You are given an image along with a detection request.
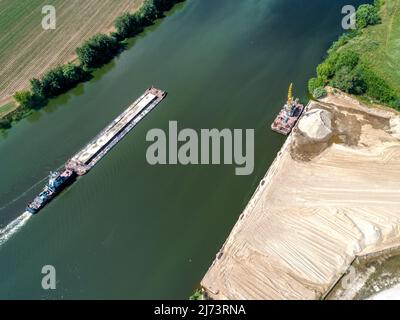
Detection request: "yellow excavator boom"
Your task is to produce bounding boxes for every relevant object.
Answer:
[287,83,293,104]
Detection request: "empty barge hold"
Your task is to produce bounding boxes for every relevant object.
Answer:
[26,87,167,214]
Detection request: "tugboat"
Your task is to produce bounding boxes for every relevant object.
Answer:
[271,83,304,135]
[26,169,75,214]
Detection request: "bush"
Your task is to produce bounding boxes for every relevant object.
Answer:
[14,90,47,109]
[335,50,359,70]
[0,118,11,129]
[329,65,367,95]
[313,50,362,92]
[14,91,33,106]
[115,0,183,40]
[76,34,120,69]
[115,13,143,40]
[328,30,360,53]
[153,0,178,12]
[313,87,328,99]
[316,61,335,82]
[391,99,400,111]
[308,77,324,93]
[31,78,44,97]
[360,66,397,103]
[62,63,88,84]
[189,289,203,300]
[137,0,159,26]
[374,0,383,10]
[30,64,88,99]
[356,4,380,29]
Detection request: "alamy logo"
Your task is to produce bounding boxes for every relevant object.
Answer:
[342,5,356,30]
[42,5,56,30]
[41,265,56,290]
[146,121,255,176]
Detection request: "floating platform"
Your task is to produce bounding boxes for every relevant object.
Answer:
[271,100,304,135]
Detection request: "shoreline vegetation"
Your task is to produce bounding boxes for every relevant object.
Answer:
[309,0,400,109]
[0,0,184,131]
[0,0,144,114]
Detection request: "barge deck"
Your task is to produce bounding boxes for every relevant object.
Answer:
[67,87,166,175]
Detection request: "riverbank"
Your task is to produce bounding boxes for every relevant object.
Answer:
[0,0,184,130]
[0,0,144,111]
[309,0,400,110]
[201,89,400,299]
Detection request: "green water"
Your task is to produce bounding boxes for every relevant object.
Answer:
[0,0,367,299]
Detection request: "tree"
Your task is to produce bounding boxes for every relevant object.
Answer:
[313,87,328,99]
[137,0,159,26]
[115,13,143,39]
[40,67,63,97]
[308,77,325,93]
[189,289,204,300]
[76,34,120,69]
[330,66,367,95]
[335,50,359,70]
[356,4,380,29]
[62,63,87,83]
[392,99,400,111]
[30,78,44,97]
[153,0,175,12]
[14,90,33,107]
[28,63,88,101]
[317,61,335,82]
[361,66,397,103]
[0,118,11,129]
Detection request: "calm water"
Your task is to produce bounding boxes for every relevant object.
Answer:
[0,0,367,299]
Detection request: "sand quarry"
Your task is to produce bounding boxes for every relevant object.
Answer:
[201,89,400,300]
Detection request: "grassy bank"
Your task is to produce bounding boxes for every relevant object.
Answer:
[309,0,400,109]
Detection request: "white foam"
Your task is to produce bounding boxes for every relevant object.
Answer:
[0,211,32,246]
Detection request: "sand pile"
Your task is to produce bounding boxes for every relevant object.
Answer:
[298,108,332,141]
[390,116,400,139]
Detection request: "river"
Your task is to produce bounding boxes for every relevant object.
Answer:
[0,0,367,299]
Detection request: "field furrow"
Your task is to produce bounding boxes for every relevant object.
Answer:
[0,0,143,104]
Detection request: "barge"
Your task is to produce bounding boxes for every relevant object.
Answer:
[271,83,304,135]
[27,87,167,214]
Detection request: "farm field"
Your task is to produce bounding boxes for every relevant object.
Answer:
[0,0,143,109]
[0,102,16,118]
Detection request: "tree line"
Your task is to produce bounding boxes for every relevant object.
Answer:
[7,0,184,126]
[308,0,399,109]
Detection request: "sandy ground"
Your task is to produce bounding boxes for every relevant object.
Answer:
[201,89,400,300]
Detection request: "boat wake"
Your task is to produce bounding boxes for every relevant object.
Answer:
[0,179,49,213]
[0,211,32,246]
[0,165,67,213]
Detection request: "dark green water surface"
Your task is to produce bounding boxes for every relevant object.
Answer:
[0,0,367,298]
